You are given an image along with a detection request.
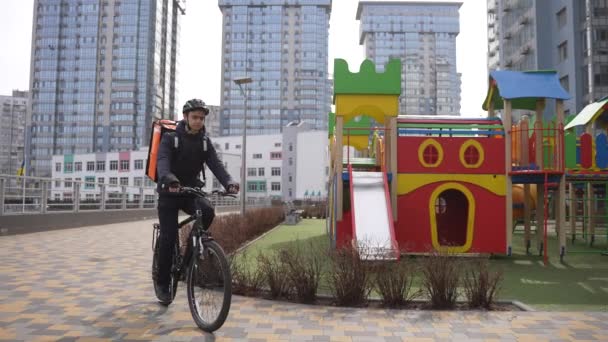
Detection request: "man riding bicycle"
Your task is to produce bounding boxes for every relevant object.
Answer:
[155,98,239,304]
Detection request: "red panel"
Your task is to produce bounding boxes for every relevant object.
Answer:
[397,137,505,174]
[580,133,593,169]
[336,211,353,248]
[395,182,506,254]
[529,132,536,165]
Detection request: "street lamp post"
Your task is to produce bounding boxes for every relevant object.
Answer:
[234,77,252,216]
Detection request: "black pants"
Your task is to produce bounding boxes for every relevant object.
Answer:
[156,195,215,287]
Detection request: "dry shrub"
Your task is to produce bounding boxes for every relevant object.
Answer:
[420,251,462,309]
[374,260,418,307]
[229,253,263,296]
[211,206,284,254]
[257,252,290,299]
[279,242,322,304]
[463,259,503,309]
[328,244,373,306]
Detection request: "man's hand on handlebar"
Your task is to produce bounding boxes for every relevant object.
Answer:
[168,182,180,193]
[226,183,239,194]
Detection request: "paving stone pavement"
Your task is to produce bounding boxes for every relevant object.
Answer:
[1,220,607,341]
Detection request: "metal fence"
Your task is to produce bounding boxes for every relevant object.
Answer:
[0,175,271,216]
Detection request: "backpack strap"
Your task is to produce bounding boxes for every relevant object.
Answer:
[200,134,207,183]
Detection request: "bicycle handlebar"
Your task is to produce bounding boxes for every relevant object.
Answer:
[179,186,238,198]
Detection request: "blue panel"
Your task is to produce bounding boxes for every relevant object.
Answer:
[596,133,608,169]
[490,70,571,100]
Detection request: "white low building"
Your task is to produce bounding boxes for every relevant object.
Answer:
[51,122,329,202]
[50,150,155,202]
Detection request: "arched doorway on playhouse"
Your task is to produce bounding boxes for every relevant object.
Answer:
[429,183,475,253]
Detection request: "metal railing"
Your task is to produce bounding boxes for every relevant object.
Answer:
[0,175,271,216]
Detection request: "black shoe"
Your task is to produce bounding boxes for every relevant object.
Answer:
[156,284,172,305]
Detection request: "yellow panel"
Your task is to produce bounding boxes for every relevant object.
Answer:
[397,174,506,196]
[344,136,369,151]
[335,94,399,124]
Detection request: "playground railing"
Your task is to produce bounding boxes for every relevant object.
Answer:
[344,126,390,168]
[510,121,565,174]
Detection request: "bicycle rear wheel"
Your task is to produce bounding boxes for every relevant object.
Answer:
[186,240,232,332]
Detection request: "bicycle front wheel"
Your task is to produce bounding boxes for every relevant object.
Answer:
[186,240,232,332]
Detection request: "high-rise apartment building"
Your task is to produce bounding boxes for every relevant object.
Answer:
[486,0,608,116]
[218,0,332,136]
[0,90,28,176]
[357,1,462,116]
[27,0,184,176]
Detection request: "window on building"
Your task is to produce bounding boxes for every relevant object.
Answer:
[65,178,72,188]
[110,160,118,170]
[75,162,82,172]
[271,167,281,176]
[55,180,61,187]
[55,162,61,172]
[96,161,105,171]
[289,143,293,151]
[120,177,129,186]
[560,75,569,91]
[98,177,104,185]
[288,157,293,166]
[557,7,567,28]
[134,160,143,170]
[247,182,258,192]
[270,152,282,159]
[225,142,229,150]
[64,162,73,173]
[258,167,265,176]
[271,182,281,191]
[289,188,292,197]
[120,160,129,171]
[274,142,281,147]
[84,176,95,189]
[253,153,262,159]
[134,177,143,187]
[558,41,568,62]
[86,161,95,171]
[248,167,257,176]
[289,175,293,182]
[109,177,118,185]
[595,65,608,86]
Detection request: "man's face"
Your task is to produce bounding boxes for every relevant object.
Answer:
[185,110,206,131]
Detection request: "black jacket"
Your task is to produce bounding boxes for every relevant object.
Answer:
[156,120,233,192]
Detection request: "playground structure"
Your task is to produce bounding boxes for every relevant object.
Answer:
[327,58,608,261]
[563,96,608,254]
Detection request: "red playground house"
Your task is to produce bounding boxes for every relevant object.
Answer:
[396,118,507,254]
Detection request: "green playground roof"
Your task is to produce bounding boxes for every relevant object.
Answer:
[333,58,401,98]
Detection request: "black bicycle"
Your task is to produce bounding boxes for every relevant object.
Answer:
[151,187,235,332]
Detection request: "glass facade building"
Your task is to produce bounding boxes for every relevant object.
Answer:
[487,0,608,117]
[218,0,332,136]
[0,90,28,176]
[27,0,184,176]
[357,1,462,116]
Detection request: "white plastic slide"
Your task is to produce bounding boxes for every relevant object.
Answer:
[350,170,399,260]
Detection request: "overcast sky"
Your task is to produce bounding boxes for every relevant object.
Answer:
[0,0,488,117]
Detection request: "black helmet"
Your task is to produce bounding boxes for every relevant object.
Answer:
[183,99,209,115]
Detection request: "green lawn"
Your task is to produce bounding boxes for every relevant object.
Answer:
[237,219,608,312]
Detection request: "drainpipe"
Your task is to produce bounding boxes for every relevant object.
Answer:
[586,0,595,103]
